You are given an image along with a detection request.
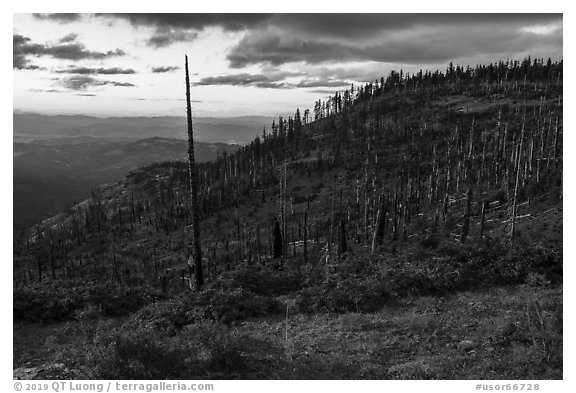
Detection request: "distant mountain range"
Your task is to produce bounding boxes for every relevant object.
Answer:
[13,111,274,230]
[14,113,275,145]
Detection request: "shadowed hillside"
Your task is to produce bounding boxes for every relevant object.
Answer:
[13,137,238,230]
[13,58,562,380]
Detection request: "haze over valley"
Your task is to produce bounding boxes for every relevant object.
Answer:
[13,112,270,229]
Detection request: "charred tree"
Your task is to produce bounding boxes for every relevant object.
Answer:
[460,187,473,243]
[511,116,526,243]
[185,55,204,290]
[273,218,283,259]
[338,218,347,254]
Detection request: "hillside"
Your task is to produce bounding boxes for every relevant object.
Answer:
[13,137,238,230]
[13,58,563,380]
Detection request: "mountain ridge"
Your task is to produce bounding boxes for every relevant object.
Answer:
[14,113,275,144]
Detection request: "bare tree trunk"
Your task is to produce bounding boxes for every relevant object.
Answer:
[553,116,559,163]
[256,224,261,264]
[338,218,347,254]
[372,196,387,251]
[460,187,473,244]
[329,174,336,246]
[273,218,283,259]
[49,243,56,280]
[303,209,308,265]
[479,201,486,239]
[511,119,526,243]
[185,55,203,289]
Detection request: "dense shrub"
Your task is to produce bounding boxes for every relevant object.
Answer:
[194,287,283,324]
[296,276,388,314]
[454,240,562,288]
[85,315,363,379]
[420,235,440,249]
[13,280,164,323]
[295,239,561,315]
[126,286,283,333]
[87,320,252,379]
[126,297,200,334]
[212,264,302,296]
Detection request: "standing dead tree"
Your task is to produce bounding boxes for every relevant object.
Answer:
[510,115,526,243]
[460,187,473,243]
[185,55,204,290]
[273,217,283,259]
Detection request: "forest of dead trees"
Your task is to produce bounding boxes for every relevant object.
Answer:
[13,57,563,292]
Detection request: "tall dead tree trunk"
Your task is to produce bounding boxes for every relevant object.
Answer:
[185,55,203,290]
[276,160,287,259]
[479,201,486,239]
[460,187,473,243]
[511,118,526,243]
[329,174,337,246]
[338,218,347,254]
[303,209,308,265]
[372,196,387,251]
[273,218,283,259]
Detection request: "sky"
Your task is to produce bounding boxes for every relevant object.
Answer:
[13,13,563,118]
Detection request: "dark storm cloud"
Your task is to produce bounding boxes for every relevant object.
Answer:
[151,66,180,73]
[294,79,351,88]
[227,35,353,68]
[271,14,562,39]
[99,13,272,31]
[309,89,343,94]
[252,81,289,89]
[33,13,81,23]
[97,14,272,47]
[55,66,136,75]
[195,71,303,89]
[226,14,563,67]
[14,54,40,70]
[13,34,127,69]
[108,81,135,87]
[58,75,135,90]
[100,13,559,37]
[21,64,41,70]
[58,33,78,43]
[47,45,125,60]
[13,35,34,69]
[146,30,198,47]
[195,71,349,89]
[196,73,280,86]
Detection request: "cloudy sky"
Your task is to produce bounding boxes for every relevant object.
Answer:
[13,13,563,117]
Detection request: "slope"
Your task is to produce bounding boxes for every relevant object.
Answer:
[13,58,563,380]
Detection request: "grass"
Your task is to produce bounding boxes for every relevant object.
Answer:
[14,284,562,380]
[13,237,563,379]
[238,285,562,379]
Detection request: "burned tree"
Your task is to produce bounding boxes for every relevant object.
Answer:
[273,217,283,259]
[185,55,204,290]
[338,218,347,254]
[460,187,473,244]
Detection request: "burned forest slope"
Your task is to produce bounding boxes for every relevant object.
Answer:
[13,58,563,380]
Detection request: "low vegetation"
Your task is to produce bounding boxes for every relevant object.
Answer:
[13,57,563,379]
